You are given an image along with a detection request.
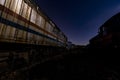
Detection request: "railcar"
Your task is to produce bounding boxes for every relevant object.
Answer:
[89,12,120,48]
[0,0,67,48]
[0,0,68,78]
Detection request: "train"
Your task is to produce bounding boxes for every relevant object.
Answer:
[0,0,68,48]
[0,0,68,77]
[89,12,120,48]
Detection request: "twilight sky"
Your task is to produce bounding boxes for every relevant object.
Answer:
[34,0,120,45]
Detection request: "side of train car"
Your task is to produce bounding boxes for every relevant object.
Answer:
[0,0,68,75]
[89,13,120,48]
[0,0,68,50]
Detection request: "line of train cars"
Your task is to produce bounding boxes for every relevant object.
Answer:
[0,0,69,73]
[89,12,120,48]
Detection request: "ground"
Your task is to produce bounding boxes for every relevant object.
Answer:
[29,48,120,80]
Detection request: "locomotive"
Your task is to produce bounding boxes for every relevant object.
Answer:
[0,0,68,77]
[89,12,120,48]
[0,0,67,48]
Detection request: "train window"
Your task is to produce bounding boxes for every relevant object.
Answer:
[15,0,22,14]
[30,9,37,23]
[0,0,5,5]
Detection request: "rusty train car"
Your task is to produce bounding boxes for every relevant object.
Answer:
[89,13,120,48]
[0,0,67,48]
[0,0,68,77]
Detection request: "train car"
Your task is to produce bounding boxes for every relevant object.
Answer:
[89,12,120,48]
[0,0,68,77]
[0,0,68,48]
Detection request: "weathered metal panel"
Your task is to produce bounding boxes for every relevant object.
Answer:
[36,14,45,29]
[27,32,32,42]
[4,14,15,39]
[9,0,18,12]
[38,35,44,44]
[0,23,4,37]
[21,2,28,18]
[15,0,23,14]
[26,5,32,20]
[40,17,45,29]
[0,0,5,5]
[4,25,12,38]
[36,14,42,26]
[0,0,67,47]
[15,19,26,41]
[4,0,11,8]
[1,11,7,20]
[0,24,7,38]
[30,9,37,24]
[8,27,16,40]
[27,32,36,44]
[0,10,1,15]
[46,22,53,32]
[6,14,13,22]
[16,30,24,39]
[29,25,37,32]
